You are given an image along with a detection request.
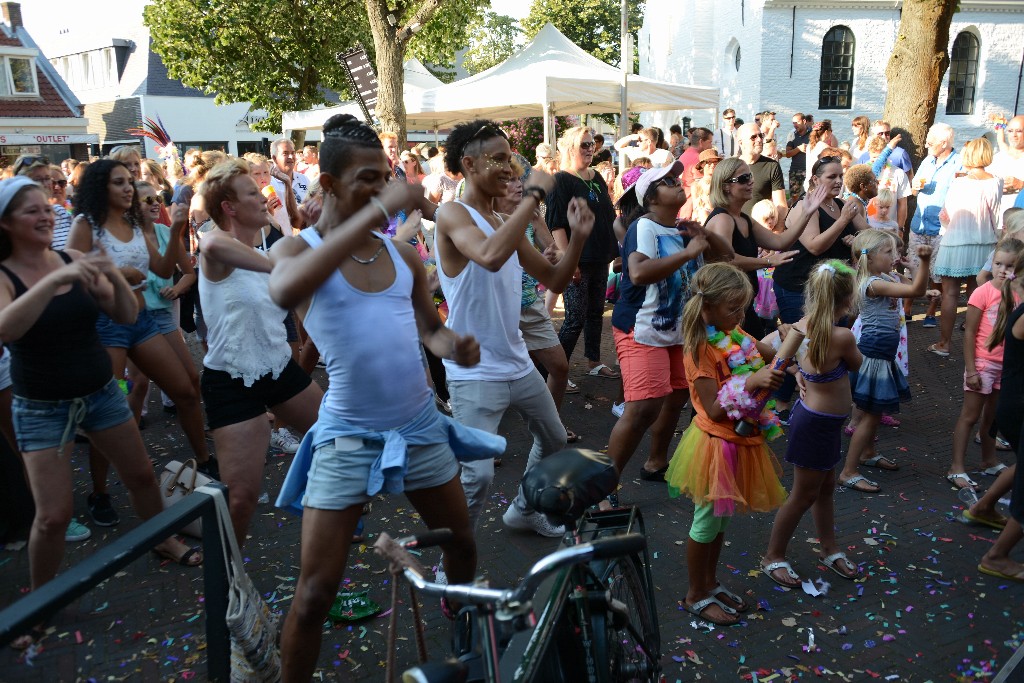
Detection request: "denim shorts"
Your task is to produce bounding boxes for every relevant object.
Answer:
[12,377,133,453]
[0,349,11,391]
[96,308,162,349]
[149,306,178,335]
[302,436,459,511]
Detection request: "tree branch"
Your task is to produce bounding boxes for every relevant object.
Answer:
[401,0,445,46]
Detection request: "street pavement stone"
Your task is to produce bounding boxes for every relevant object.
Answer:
[1,304,1023,681]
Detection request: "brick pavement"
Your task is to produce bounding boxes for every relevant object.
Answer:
[1,303,1022,682]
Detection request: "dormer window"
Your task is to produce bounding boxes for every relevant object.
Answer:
[0,50,39,97]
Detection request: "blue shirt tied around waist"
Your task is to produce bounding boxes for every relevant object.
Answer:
[276,398,506,515]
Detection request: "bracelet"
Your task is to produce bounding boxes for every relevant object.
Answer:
[966,372,980,378]
[369,196,390,223]
[523,186,546,204]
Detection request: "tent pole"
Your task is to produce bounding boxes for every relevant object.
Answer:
[543,101,552,145]
[619,0,629,173]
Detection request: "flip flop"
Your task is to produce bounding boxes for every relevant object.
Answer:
[820,552,860,580]
[862,455,899,471]
[587,363,620,379]
[565,428,582,444]
[880,415,901,427]
[684,596,739,626]
[981,464,1008,476]
[839,475,880,493]
[565,380,580,394]
[639,465,668,482]
[761,560,801,588]
[710,583,750,612]
[926,344,950,357]
[154,545,203,567]
[978,563,1024,583]
[946,472,978,490]
[959,510,1008,530]
[975,434,1013,451]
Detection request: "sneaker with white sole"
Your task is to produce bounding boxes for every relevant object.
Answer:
[65,518,91,542]
[611,402,625,418]
[502,503,565,538]
[270,428,300,454]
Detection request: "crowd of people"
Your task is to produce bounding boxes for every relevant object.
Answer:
[0,107,1022,666]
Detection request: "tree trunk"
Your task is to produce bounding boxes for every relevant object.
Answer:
[366,0,407,145]
[881,0,958,168]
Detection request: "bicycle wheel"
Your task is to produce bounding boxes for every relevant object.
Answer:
[604,555,660,682]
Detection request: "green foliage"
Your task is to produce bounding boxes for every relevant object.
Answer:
[522,0,645,70]
[144,0,369,133]
[461,12,524,75]
[404,0,490,83]
[501,115,578,159]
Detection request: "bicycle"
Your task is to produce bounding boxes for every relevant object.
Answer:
[374,448,662,683]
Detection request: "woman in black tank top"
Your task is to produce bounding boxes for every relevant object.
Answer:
[0,179,201,647]
[704,157,810,338]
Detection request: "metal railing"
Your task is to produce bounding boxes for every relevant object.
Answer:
[0,483,231,680]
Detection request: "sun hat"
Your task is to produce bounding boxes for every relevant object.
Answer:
[696,149,723,171]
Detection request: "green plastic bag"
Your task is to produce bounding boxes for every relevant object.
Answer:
[328,590,381,622]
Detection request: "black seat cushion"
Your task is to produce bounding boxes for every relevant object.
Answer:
[521,449,618,525]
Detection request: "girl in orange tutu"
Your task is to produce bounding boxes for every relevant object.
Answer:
[667,262,787,626]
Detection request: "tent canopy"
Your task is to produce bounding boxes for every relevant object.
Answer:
[282,59,444,133]
[405,23,719,129]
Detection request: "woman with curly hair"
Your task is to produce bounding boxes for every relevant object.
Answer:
[66,160,215,528]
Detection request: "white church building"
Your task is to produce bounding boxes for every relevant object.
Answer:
[639,0,1024,152]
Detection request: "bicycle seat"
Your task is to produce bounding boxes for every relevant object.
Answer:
[521,448,618,525]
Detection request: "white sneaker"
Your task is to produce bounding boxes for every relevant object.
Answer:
[270,428,300,454]
[611,402,625,418]
[503,503,565,538]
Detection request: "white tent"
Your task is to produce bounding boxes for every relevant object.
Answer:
[405,23,719,138]
[282,59,444,133]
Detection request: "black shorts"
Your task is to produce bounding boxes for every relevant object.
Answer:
[201,358,311,430]
[283,310,299,343]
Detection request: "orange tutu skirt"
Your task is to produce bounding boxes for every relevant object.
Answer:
[666,423,786,516]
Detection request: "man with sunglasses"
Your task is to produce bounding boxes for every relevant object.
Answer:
[614,127,674,168]
[737,122,788,224]
[713,108,738,157]
[783,113,811,198]
[856,121,913,178]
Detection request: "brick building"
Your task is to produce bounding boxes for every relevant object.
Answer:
[638,0,1024,170]
[0,1,95,167]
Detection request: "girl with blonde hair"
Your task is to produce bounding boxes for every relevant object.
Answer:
[668,262,786,626]
[839,230,932,492]
[762,260,863,586]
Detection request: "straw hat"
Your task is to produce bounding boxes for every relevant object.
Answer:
[696,149,723,171]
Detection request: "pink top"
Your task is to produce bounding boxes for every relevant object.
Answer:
[969,281,1004,364]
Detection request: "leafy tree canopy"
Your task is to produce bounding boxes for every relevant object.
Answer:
[403,0,490,83]
[461,12,524,75]
[522,0,645,70]
[144,0,368,133]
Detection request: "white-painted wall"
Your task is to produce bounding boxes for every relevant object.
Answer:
[640,0,1024,170]
[139,96,269,157]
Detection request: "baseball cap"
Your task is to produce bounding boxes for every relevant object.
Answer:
[633,159,684,203]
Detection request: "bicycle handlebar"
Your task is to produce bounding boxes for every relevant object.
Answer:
[392,532,647,612]
[397,528,455,549]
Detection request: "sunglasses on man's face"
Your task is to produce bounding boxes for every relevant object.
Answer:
[53,179,68,188]
[748,133,764,141]
[724,172,753,185]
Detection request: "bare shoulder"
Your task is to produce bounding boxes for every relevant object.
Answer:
[392,238,423,268]
[269,233,311,263]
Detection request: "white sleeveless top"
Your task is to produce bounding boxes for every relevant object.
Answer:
[85,217,150,291]
[435,202,533,382]
[298,228,431,429]
[200,249,290,386]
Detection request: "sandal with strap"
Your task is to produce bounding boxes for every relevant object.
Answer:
[711,583,750,612]
[684,596,739,626]
[761,560,801,588]
[820,552,860,579]
[946,472,978,490]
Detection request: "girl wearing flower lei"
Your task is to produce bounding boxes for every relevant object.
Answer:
[667,262,787,626]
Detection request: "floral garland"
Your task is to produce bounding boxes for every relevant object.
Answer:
[708,325,783,441]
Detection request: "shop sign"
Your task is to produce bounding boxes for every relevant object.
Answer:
[0,133,98,144]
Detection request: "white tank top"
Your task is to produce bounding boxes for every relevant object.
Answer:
[435,202,533,382]
[88,218,150,291]
[298,229,431,429]
[200,250,290,386]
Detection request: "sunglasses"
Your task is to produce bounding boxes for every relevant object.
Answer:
[13,155,51,176]
[579,141,596,150]
[748,133,764,141]
[657,175,680,188]
[467,124,509,145]
[724,116,735,120]
[53,179,68,188]
[724,172,753,185]
[141,196,164,206]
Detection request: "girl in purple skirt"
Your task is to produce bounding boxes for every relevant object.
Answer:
[761,259,863,587]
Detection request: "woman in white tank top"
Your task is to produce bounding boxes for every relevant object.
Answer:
[197,159,324,549]
[267,114,487,680]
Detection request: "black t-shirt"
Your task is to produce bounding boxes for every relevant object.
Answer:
[545,170,617,265]
[742,155,785,215]
[786,130,811,174]
[706,207,759,292]
[773,199,857,292]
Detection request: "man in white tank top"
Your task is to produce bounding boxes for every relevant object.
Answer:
[435,120,595,537]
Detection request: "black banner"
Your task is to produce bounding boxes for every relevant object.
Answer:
[338,46,379,124]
